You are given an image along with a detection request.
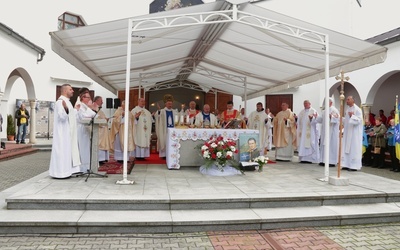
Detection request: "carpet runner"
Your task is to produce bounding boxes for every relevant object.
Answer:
[134,153,166,165]
[97,155,134,174]
[97,153,165,173]
[98,161,134,174]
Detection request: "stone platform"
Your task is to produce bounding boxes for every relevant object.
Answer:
[0,141,39,161]
[1,160,400,234]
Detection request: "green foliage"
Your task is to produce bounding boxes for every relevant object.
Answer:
[7,114,15,136]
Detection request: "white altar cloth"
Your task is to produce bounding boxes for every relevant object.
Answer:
[166,128,259,169]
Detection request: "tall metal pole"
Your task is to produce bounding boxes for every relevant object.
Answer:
[117,18,134,185]
[335,70,349,178]
[323,35,330,181]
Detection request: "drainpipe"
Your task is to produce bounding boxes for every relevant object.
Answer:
[0,23,46,63]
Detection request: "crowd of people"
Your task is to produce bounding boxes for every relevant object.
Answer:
[267,96,399,173]
[363,109,399,172]
[47,86,396,178]
[248,96,364,172]
[49,84,153,179]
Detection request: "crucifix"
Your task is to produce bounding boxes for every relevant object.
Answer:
[335,70,350,178]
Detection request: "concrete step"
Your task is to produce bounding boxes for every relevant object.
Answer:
[0,143,31,153]
[6,192,400,210]
[4,163,400,234]
[31,143,52,151]
[1,203,400,234]
[0,148,38,161]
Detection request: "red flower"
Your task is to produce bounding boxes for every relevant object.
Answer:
[211,153,217,159]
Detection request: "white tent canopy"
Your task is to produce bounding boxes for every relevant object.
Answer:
[50,0,386,183]
[50,0,386,99]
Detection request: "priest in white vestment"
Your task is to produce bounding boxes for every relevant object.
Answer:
[296,100,320,163]
[248,102,270,154]
[195,104,219,128]
[273,103,297,161]
[341,96,363,171]
[155,94,178,158]
[184,101,200,126]
[131,98,152,158]
[265,108,274,151]
[316,98,340,167]
[49,84,81,178]
[76,91,99,173]
[110,100,135,162]
[93,96,110,164]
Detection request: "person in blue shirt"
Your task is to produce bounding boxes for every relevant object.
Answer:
[387,119,399,172]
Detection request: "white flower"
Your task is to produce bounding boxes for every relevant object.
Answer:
[255,156,268,164]
[216,152,222,158]
[230,146,236,152]
[211,143,217,148]
[226,151,233,157]
[218,141,224,145]
[203,151,210,158]
[201,145,208,151]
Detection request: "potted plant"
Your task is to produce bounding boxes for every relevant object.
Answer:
[7,114,16,141]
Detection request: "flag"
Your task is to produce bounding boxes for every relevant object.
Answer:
[395,95,400,160]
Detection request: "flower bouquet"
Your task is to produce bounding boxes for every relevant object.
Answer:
[199,135,240,172]
[253,155,268,172]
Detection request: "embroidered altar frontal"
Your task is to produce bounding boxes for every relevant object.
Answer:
[166,128,259,169]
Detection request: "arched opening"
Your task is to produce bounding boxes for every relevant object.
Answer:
[2,67,37,143]
[366,70,400,111]
[324,81,361,109]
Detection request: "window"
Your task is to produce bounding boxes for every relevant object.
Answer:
[58,12,86,30]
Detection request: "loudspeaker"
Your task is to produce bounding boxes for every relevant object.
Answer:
[106,98,113,109]
[113,98,121,109]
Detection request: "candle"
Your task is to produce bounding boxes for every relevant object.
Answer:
[175,115,178,124]
[180,115,184,124]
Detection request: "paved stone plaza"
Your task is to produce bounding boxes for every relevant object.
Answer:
[1,149,400,249]
[1,223,400,249]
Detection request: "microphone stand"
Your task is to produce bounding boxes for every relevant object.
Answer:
[77,108,108,181]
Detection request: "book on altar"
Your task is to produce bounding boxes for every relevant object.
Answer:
[223,119,242,129]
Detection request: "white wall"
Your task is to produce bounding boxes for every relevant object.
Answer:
[0,31,117,139]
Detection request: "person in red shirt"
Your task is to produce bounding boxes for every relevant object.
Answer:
[379,109,387,125]
[387,109,395,127]
[369,112,376,126]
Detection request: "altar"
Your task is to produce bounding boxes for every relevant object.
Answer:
[166,128,259,169]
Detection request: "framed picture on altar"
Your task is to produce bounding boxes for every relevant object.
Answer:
[238,133,260,162]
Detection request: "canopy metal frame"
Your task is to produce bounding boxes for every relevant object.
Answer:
[117,1,332,184]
